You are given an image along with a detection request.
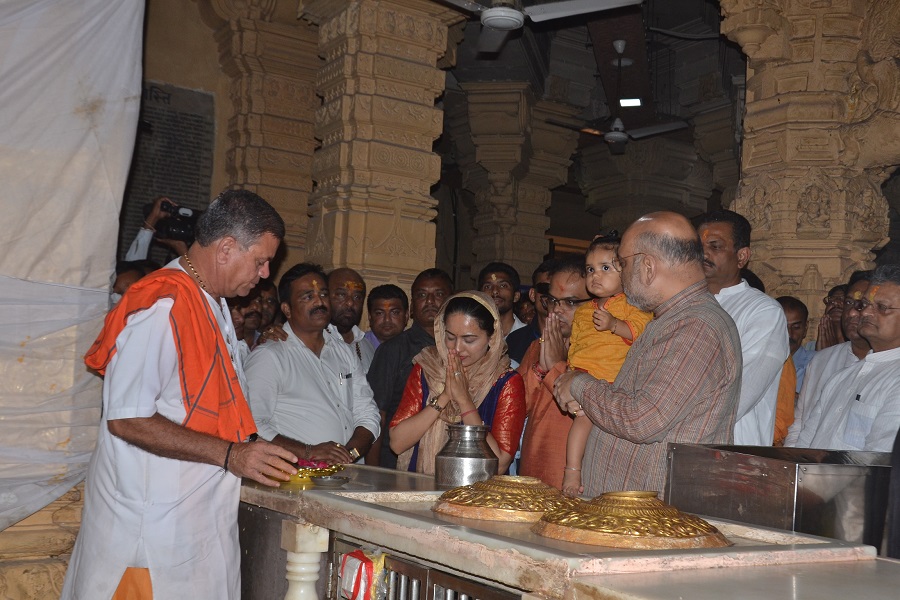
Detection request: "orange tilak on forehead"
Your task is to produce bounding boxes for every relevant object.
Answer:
[850,289,865,300]
[344,280,364,292]
[490,273,498,282]
[867,285,880,301]
[312,278,321,292]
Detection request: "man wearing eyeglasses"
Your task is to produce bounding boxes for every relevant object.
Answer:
[517,256,590,488]
[790,265,900,452]
[786,270,872,446]
[552,213,741,496]
[697,209,789,446]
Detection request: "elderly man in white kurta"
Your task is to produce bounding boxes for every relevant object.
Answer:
[785,273,872,446]
[793,265,900,452]
[245,263,380,465]
[698,210,789,446]
[62,191,298,600]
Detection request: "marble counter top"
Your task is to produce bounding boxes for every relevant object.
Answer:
[241,466,893,599]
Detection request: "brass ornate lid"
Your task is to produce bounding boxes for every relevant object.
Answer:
[532,490,732,549]
[433,475,579,522]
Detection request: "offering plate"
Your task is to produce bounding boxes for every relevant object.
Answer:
[286,463,344,486]
[433,475,578,522]
[532,490,731,549]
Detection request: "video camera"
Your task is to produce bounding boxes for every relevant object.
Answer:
[142,200,201,244]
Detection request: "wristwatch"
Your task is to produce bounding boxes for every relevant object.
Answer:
[348,447,360,461]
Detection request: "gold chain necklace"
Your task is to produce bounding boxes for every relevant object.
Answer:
[182,254,208,292]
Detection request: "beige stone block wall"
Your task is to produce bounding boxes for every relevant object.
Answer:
[0,485,83,598]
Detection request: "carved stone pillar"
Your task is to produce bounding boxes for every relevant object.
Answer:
[454,82,581,279]
[720,0,898,307]
[205,1,321,270]
[579,138,714,233]
[300,0,464,288]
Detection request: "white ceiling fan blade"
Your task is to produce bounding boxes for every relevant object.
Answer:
[524,0,643,23]
[628,120,689,140]
[478,25,511,53]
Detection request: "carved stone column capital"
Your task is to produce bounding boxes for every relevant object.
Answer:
[719,0,790,61]
[721,0,895,312]
[579,138,713,233]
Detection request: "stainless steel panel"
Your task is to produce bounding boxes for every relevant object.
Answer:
[665,444,891,549]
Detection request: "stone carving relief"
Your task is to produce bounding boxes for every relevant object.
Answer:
[741,184,774,232]
[796,184,831,235]
[844,174,890,241]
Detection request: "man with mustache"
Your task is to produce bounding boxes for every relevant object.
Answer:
[787,270,876,447]
[366,268,453,467]
[244,263,380,465]
[697,209,789,446]
[327,267,376,372]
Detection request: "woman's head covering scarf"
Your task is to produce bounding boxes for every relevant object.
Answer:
[396,290,510,474]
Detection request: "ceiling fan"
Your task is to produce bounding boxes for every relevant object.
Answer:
[442,0,644,54]
[548,39,688,154]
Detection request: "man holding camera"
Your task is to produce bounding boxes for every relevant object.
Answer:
[125,195,193,261]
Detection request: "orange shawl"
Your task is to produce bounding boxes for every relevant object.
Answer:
[85,268,256,443]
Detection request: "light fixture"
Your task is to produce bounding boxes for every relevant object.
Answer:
[481,7,525,30]
[619,98,642,107]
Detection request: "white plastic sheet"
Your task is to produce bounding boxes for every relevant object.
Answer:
[0,0,143,530]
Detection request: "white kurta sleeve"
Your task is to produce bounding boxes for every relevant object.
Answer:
[243,345,284,441]
[350,354,381,438]
[734,302,789,421]
[105,299,177,421]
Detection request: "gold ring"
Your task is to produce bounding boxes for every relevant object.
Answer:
[454,371,462,376]
[539,337,544,343]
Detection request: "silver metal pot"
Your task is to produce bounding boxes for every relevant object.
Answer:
[434,423,498,489]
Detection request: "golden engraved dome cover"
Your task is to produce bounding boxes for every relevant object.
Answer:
[532,490,731,549]
[433,475,579,522]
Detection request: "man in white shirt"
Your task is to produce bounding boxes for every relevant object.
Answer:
[794,265,900,452]
[63,190,298,600]
[698,209,789,446]
[327,267,376,372]
[786,271,872,446]
[245,263,380,464]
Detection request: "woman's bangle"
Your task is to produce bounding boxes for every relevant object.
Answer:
[459,408,479,419]
[564,466,581,471]
[610,317,618,334]
[427,396,445,413]
[223,442,235,472]
[532,362,549,381]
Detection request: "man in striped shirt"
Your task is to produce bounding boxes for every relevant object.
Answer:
[554,212,741,496]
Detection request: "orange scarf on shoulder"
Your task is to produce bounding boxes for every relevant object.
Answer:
[85,268,256,443]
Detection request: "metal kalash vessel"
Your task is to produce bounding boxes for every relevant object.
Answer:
[434,423,498,489]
